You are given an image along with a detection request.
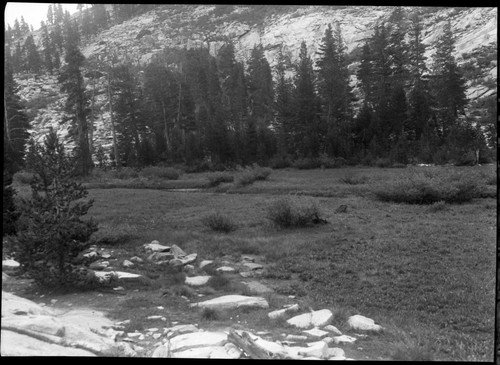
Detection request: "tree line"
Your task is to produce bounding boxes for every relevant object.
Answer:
[4,6,495,178]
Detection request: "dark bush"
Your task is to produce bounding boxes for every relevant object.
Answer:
[113,167,139,179]
[202,211,237,233]
[292,158,321,170]
[13,170,35,185]
[339,171,370,185]
[375,157,392,168]
[266,196,325,228]
[269,154,292,169]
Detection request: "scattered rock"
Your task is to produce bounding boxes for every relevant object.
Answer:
[302,327,329,339]
[199,260,213,269]
[93,271,143,283]
[170,244,187,257]
[165,324,199,338]
[268,303,299,320]
[242,262,263,271]
[335,205,348,213]
[241,255,256,262]
[169,253,198,267]
[190,295,269,311]
[144,241,171,252]
[130,256,143,263]
[147,252,175,262]
[151,342,171,358]
[285,334,307,342]
[332,335,357,344]
[216,266,236,273]
[298,340,329,359]
[326,347,346,360]
[286,309,333,329]
[122,260,134,268]
[347,315,383,332]
[89,261,110,270]
[185,276,211,287]
[323,324,342,336]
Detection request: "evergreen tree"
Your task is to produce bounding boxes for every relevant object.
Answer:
[430,19,468,139]
[274,47,294,155]
[41,21,54,74]
[13,19,21,39]
[292,41,320,158]
[47,4,54,25]
[58,43,92,176]
[23,34,42,74]
[247,44,274,127]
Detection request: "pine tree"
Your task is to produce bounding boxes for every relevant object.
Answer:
[58,43,92,176]
[430,19,467,139]
[247,44,274,127]
[23,34,42,74]
[41,21,54,74]
[47,4,54,25]
[274,47,294,155]
[292,41,320,158]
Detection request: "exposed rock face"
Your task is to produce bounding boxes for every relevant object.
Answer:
[286,309,333,329]
[347,314,383,332]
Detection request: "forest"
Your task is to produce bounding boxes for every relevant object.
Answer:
[4,5,496,177]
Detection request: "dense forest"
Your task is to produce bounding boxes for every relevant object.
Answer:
[4,5,496,177]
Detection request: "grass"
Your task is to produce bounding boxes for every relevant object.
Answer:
[11,164,496,361]
[265,196,325,228]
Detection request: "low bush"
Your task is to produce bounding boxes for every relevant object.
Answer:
[140,166,180,180]
[269,154,292,169]
[234,165,272,186]
[113,167,139,179]
[207,171,234,187]
[371,167,482,204]
[202,211,237,233]
[427,200,448,212]
[90,223,138,245]
[207,273,232,291]
[266,196,324,228]
[391,163,407,168]
[251,164,272,180]
[200,307,221,321]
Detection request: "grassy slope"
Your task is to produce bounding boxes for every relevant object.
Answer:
[80,165,496,361]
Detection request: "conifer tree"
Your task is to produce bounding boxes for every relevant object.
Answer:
[292,41,320,158]
[47,4,54,25]
[430,19,467,139]
[40,21,54,74]
[58,43,92,176]
[247,44,274,128]
[274,47,294,155]
[23,35,42,74]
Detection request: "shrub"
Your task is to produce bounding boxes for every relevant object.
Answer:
[207,171,234,187]
[372,167,482,204]
[140,166,180,180]
[3,169,20,236]
[339,171,369,185]
[266,196,324,228]
[113,167,139,179]
[202,211,237,233]
[90,223,138,245]
[200,307,221,321]
[207,273,232,291]
[251,164,272,180]
[427,200,448,212]
[12,133,99,289]
[391,163,407,168]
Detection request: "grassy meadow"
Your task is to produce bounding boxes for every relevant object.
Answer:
[11,164,497,360]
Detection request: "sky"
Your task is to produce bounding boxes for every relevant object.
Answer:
[4,2,80,30]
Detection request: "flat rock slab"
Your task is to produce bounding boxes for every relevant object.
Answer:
[286,309,333,329]
[169,253,197,267]
[2,259,20,273]
[347,315,383,332]
[147,252,175,262]
[2,291,54,317]
[241,281,273,295]
[333,335,357,344]
[216,266,236,273]
[190,295,269,311]
[170,331,227,352]
[185,275,211,287]
[1,329,96,356]
[199,260,213,269]
[165,324,199,338]
[323,324,342,336]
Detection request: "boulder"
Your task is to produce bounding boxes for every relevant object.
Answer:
[89,260,110,270]
[147,252,175,262]
[242,262,264,271]
[199,260,213,269]
[122,260,134,268]
[185,276,211,287]
[286,309,333,329]
[151,342,171,358]
[190,295,269,311]
[2,291,54,317]
[326,347,346,360]
[170,244,187,257]
[130,256,144,263]
[93,271,143,283]
[323,324,342,335]
[285,334,307,342]
[165,324,199,338]
[332,335,356,344]
[216,266,236,273]
[169,253,197,267]
[347,315,383,332]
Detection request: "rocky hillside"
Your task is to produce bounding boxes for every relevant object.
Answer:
[14,5,498,151]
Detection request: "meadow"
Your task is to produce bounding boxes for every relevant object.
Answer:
[12,164,497,360]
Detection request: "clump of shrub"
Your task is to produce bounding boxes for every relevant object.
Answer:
[207,171,234,187]
[200,307,221,321]
[391,163,407,168]
[234,164,272,186]
[427,200,448,212]
[140,166,180,180]
[292,157,322,170]
[269,154,292,169]
[372,167,482,204]
[90,223,138,245]
[207,273,232,291]
[202,211,237,233]
[339,171,370,185]
[375,157,392,168]
[266,196,325,228]
[113,167,139,179]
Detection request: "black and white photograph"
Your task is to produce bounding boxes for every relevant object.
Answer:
[2,3,497,360]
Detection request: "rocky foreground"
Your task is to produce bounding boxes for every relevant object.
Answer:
[2,241,385,358]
